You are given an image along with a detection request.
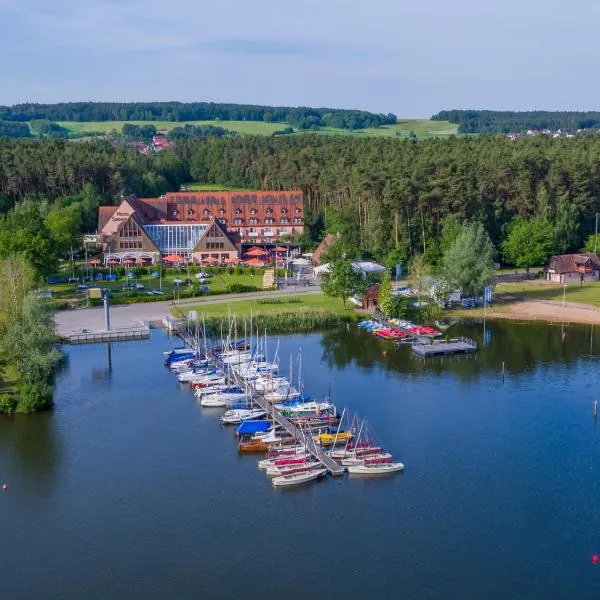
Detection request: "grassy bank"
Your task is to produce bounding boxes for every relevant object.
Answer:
[174,294,358,332]
[494,279,600,307]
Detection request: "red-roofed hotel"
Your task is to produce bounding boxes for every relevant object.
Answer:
[97,190,304,263]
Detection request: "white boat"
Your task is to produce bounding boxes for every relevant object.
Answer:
[278,401,336,418]
[266,461,321,477]
[200,393,251,408]
[220,409,266,425]
[331,445,384,460]
[341,452,393,466]
[220,351,252,365]
[272,467,327,488]
[180,372,225,384]
[253,376,290,392]
[347,461,405,476]
[177,369,221,383]
[194,385,242,398]
[264,387,301,402]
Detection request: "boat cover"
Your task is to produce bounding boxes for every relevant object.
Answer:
[236,420,271,435]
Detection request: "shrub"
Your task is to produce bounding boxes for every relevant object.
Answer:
[0,394,18,414]
[17,382,53,413]
[226,283,258,294]
[235,266,244,275]
[51,299,70,310]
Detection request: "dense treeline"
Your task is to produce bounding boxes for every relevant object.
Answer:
[167,124,234,140]
[0,138,187,209]
[433,110,600,134]
[176,135,600,264]
[0,102,397,130]
[1,135,600,272]
[0,121,31,137]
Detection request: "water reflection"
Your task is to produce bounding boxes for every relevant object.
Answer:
[320,320,600,380]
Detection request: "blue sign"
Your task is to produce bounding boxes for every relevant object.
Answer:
[484,286,493,304]
[395,263,403,280]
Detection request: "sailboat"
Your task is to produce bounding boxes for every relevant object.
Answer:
[221,408,266,425]
[272,465,327,487]
[347,457,405,475]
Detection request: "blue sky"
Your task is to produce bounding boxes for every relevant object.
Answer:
[1,0,599,117]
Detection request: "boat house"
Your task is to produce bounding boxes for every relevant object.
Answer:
[362,283,380,311]
[545,253,600,283]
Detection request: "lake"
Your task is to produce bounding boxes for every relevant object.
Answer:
[2,320,600,599]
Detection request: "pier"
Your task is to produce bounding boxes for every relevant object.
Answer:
[63,325,150,344]
[173,321,346,477]
[411,337,477,357]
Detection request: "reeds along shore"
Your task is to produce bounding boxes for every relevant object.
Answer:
[198,311,357,334]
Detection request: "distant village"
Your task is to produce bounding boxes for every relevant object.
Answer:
[506,128,590,140]
[109,133,172,155]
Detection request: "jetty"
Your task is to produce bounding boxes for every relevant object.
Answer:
[173,320,345,477]
[411,337,477,357]
[63,325,150,344]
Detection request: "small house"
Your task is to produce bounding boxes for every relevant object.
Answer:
[546,253,600,283]
[362,283,380,311]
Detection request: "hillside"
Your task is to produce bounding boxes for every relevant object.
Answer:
[53,118,456,139]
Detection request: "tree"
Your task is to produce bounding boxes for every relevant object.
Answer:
[502,217,554,274]
[440,214,465,254]
[0,258,36,326]
[553,193,579,254]
[443,222,496,297]
[45,204,83,256]
[582,233,600,254]
[321,258,362,308]
[378,272,395,317]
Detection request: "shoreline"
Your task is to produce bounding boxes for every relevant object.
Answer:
[451,299,600,325]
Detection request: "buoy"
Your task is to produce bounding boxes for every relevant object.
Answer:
[592,555,599,565]
[1,483,7,491]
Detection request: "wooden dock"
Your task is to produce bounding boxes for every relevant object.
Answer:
[411,337,477,357]
[243,389,346,476]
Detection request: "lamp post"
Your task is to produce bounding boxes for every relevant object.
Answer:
[562,282,568,308]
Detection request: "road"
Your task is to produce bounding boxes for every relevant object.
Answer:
[54,287,323,335]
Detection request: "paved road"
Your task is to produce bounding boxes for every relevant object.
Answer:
[54,287,323,335]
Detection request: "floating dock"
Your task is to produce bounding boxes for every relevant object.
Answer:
[411,337,477,357]
[64,326,150,345]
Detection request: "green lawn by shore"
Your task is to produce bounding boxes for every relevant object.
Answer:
[52,119,457,139]
[177,293,351,319]
[494,279,600,307]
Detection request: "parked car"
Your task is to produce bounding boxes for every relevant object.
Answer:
[127,272,136,279]
[135,283,145,290]
[174,278,183,286]
[151,289,164,295]
[122,283,134,290]
[150,272,160,279]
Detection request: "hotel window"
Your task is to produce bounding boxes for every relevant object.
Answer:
[249,218,258,225]
[187,208,194,216]
[233,218,243,225]
[235,208,241,215]
[250,208,257,215]
[218,208,225,215]
[280,208,288,214]
[266,208,273,215]
[280,218,289,224]
[203,209,210,216]
[219,218,227,225]
[294,207,301,214]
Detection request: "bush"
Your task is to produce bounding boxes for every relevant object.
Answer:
[227,267,234,275]
[51,299,70,310]
[235,266,244,275]
[16,382,53,413]
[0,394,18,414]
[226,283,259,294]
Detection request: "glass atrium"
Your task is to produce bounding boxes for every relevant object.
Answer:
[144,224,207,254]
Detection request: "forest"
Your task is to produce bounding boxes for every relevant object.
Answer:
[433,110,600,134]
[0,102,398,131]
[1,134,600,275]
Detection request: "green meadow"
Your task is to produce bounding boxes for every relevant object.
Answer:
[53,119,457,139]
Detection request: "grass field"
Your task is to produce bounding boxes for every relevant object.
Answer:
[494,279,600,307]
[53,119,457,139]
[181,183,253,192]
[48,270,267,302]
[182,293,349,318]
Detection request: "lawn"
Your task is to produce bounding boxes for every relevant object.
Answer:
[52,119,458,139]
[494,279,600,307]
[46,269,269,303]
[180,293,350,318]
[181,182,253,192]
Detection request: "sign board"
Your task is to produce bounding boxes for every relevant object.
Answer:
[187,310,198,322]
[83,234,99,244]
[484,286,493,304]
[395,263,403,280]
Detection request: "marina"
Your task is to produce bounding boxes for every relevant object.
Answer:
[169,318,399,485]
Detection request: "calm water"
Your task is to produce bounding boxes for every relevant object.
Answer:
[3,320,600,599]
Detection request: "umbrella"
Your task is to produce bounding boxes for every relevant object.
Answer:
[123,258,136,265]
[274,246,288,253]
[136,257,149,264]
[163,254,182,263]
[246,248,267,257]
[224,257,240,264]
[107,259,120,265]
[245,258,265,267]
[202,257,219,265]
[88,259,101,266]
